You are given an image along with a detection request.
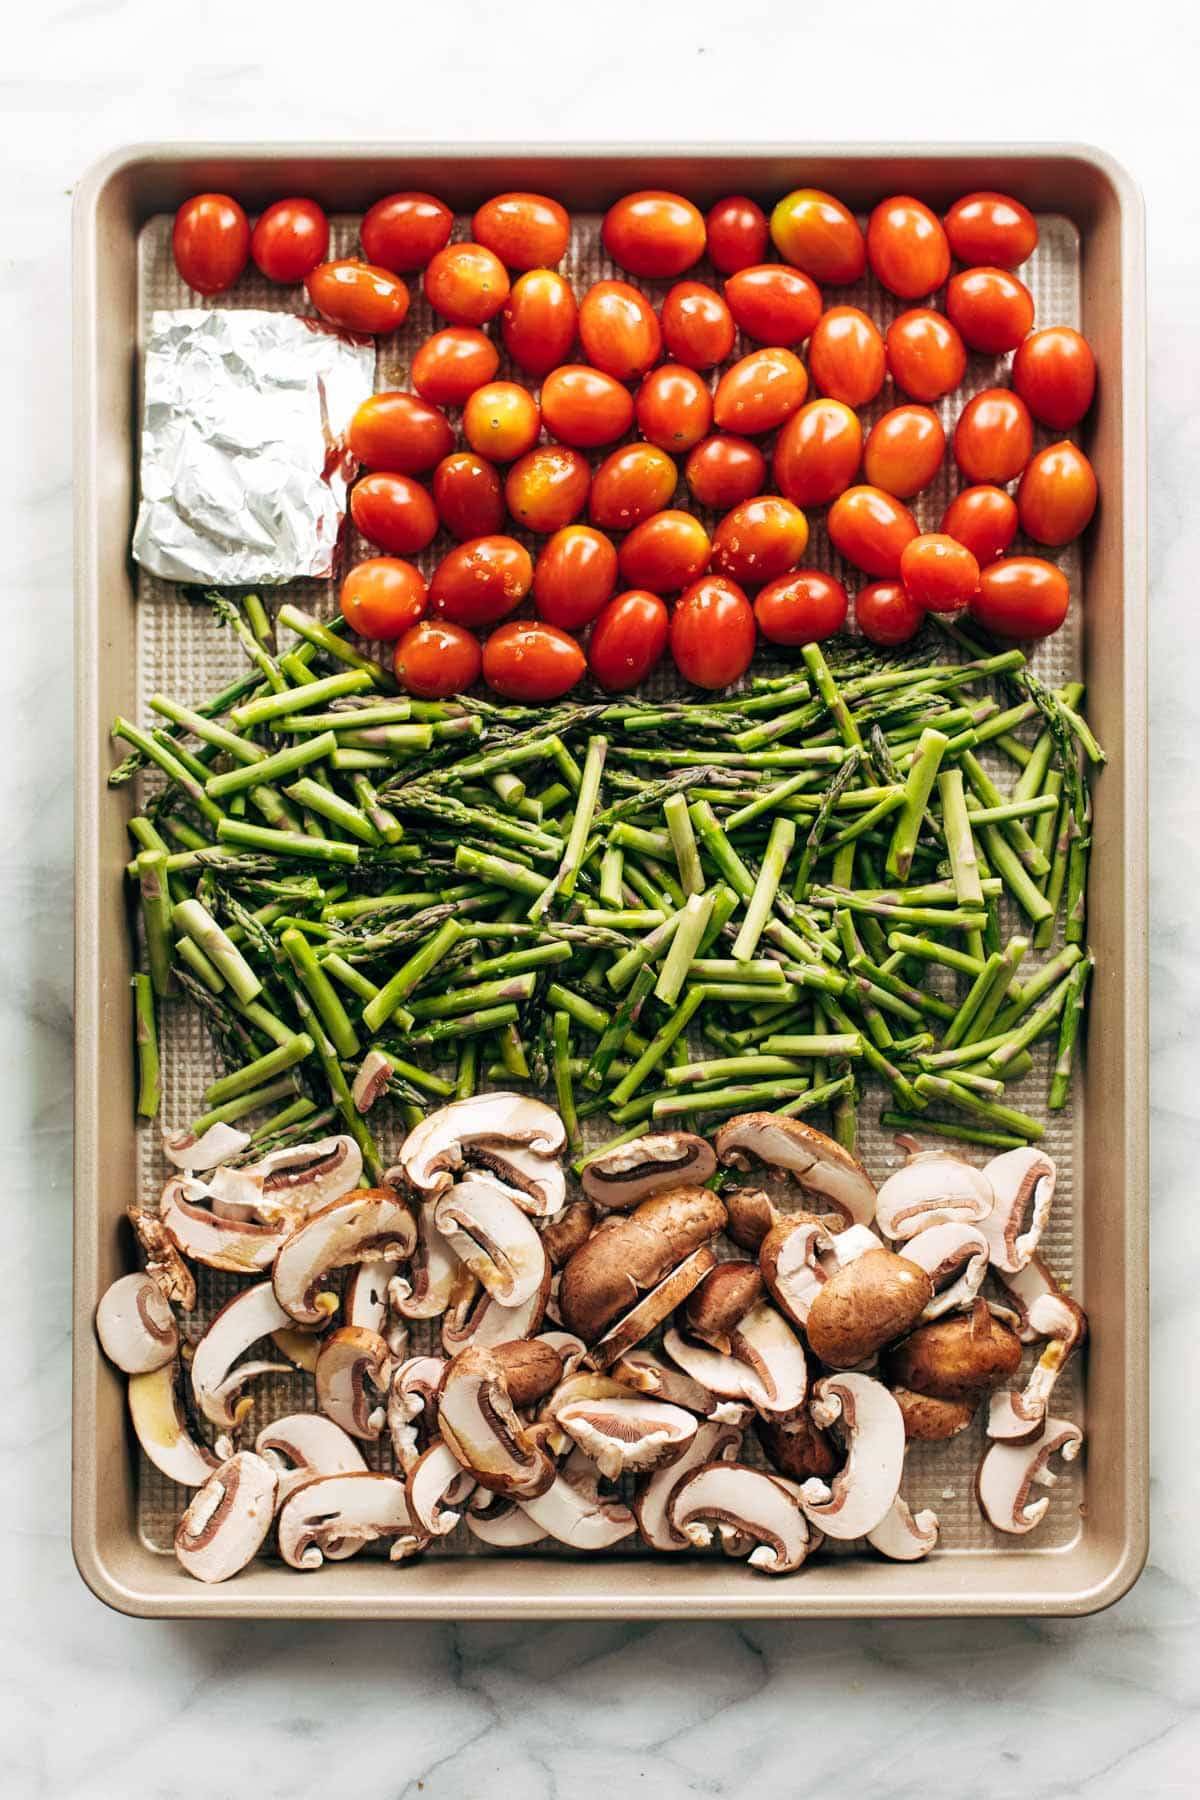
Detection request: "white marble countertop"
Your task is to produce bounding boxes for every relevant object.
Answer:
[3,1,1191,1792]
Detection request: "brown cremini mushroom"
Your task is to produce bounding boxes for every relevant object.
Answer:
[901,1221,991,1322]
[670,1462,817,1574]
[390,1199,459,1322]
[874,1141,994,1242]
[190,1281,293,1430]
[722,1187,780,1253]
[95,1271,178,1375]
[272,1188,417,1325]
[664,1300,809,1418]
[440,1258,552,1354]
[891,1387,978,1441]
[162,1121,250,1172]
[799,1372,906,1540]
[760,1219,883,1332]
[433,1173,549,1309]
[805,1248,934,1368]
[986,1288,1087,1445]
[255,1413,367,1506]
[554,1394,698,1480]
[161,1177,289,1274]
[684,1260,765,1353]
[754,1411,839,1482]
[314,1326,397,1441]
[406,1438,475,1539]
[398,1093,566,1216]
[588,1246,717,1371]
[538,1200,597,1268]
[437,1345,556,1497]
[514,1447,638,1550]
[867,1495,940,1561]
[558,1185,726,1341]
[978,1147,1056,1274]
[174,1450,277,1584]
[276,1471,426,1568]
[127,1360,221,1487]
[580,1131,717,1210]
[125,1205,198,1311]
[205,1134,364,1223]
[387,1354,448,1471]
[882,1298,1022,1403]
[976,1418,1084,1535]
[715,1113,876,1228]
[490,1337,565,1408]
[633,1417,744,1552]
[343,1256,410,1357]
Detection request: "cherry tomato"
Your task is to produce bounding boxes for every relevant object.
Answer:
[711,495,809,586]
[713,347,808,434]
[472,192,570,269]
[618,510,711,594]
[501,270,579,377]
[670,577,756,690]
[941,486,1019,566]
[172,194,250,294]
[588,590,671,691]
[945,266,1035,354]
[533,525,619,629]
[899,533,980,615]
[591,444,678,529]
[769,189,866,285]
[754,570,848,646]
[578,279,662,380]
[250,198,328,283]
[361,192,453,272]
[971,557,1070,638]
[1017,441,1098,546]
[410,327,500,406]
[1012,327,1097,430]
[953,389,1034,486]
[944,192,1038,270]
[423,242,510,325]
[483,621,585,701]
[602,190,706,278]
[306,260,410,333]
[505,446,592,533]
[706,195,769,273]
[885,308,967,403]
[855,580,926,646]
[807,307,885,409]
[685,435,767,510]
[394,619,482,697]
[432,452,506,540]
[636,364,712,453]
[863,405,946,499]
[723,265,822,347]
[773,399,862,508]
[540,365,635,448]
[339,557,427,640]
[827,486,918,577]
[866,196,951,299]
[350,473,439,556]
[462,381,541,462]
[349,391,454,474]
[659,282,736,370]
[429,535,533,627]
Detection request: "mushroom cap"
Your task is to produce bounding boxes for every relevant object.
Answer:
[466,1492,548,1548]
[538,1200,597,1269]
[190,1280,294,1430]
[344,1255,410,1357]
[490,1337,565,1408]
[534,1329,588,1377]
[759,1218,835,1329]
[516,1450,637,1550]
[723,1187,780,1253]
[684,1260,765,1353]
[437,1345,556,1497]
[993,1253,1067,1342]
[314,1325,397,1440]
[125,1206,197,1311]
[714,1113,876,1229]
[387,1353,448,1471]
[671,1462,816,1574]
[979,1147,1056,1274]
[800,1372,906,1540]
[440,1257,552,1354]
[558,1185,727,1340]
[127,1360,220,1487]
[174,1451,278,1584]
[554,1395,698,1480]
[754,1411,839,1482]
[976,1417,1084,1535]
[392,1198,459,1321]
[434,1173,549,1309]
[580,1132,717,1210]
[805,1248,934,1369]
[665,1300,809,1418]
[276,1471,425,1568]
[882,1299,1023,1402]
[398,1093,565,1203]
[205,1134,364,1224]
[874,1149,994,1242]
[163,1121,251,1172]
[987,1287,1087,1443]
[900,1221,991,1322]
[407,1438,473,1538]
[587,1246,717,1371]
[95,1271,178,1375]
[891,1387,977,1441]
[255,1413,367,1506]
[866,1496,940,1562]
[612,1343,737,1418]
[161,1177,289,1274]
[272,1188,418,1324]
[352,1048,394,1113]
[633,1418,744,1552]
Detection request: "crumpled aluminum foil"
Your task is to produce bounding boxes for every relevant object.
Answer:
[132,309,375,586]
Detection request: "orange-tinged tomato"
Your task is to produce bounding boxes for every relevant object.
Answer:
[773,399,862,508]
[501,270,578,377]
[885,308,967,403]
[899,533,980,616]
[505,446,591,533]
[350,473,439,556]
[410,328,500,406]
[711,495,809,586]
[618,510,711,594]
[349,391,454,473]
[540,365,635,448]
[807,307,885,408]
[636,364,712,453]
[590,444,678,530]
[953,389,1034,486]
[866,196,951,299]
[306,260,410,333]
[863,405,946,499]
[432,452,506,540]
[462,381,541,462]
[941,486,1019,566]
[483,621,585,701]
[1012,327,1097,430]
[670,577,756,690]
[172,193,250,294]
[685,434,767,510]
[602,190,706,278]
[855,580,925,646]
[423,241,510,325]
[827,486,918,577]
[361,192,453,272]
[250,198,328,283]
[588,590,671,691]
[713,347,808,435]
[472,192,570,269]
[1017,441,1098,546]
[578,279,662,380]
[339,557,428,640]
[944,192,1038,270]
[971,557,1070,638]
[769,189,866,285]
[754,570,848,646]
[533,525,619,629]
[659,282,736,370]
[945,266,1035,354]
[429,535,533,627]
[724,265,822,346]
[394,619,482,698]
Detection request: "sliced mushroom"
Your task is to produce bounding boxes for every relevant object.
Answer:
[558,1185,726,1341]
[163,1121,251,1172]
[992,1253,1064,1343]
[126,1205,197,1311]
[127,1360,220,1487]
[352,1048,393,1113]
[270,1326,324,1374]
[891,1387,977,1441]
[723,1187,781,1253]
[466,1492,548,1548]
[987,1290,1087,1444]
[874,1142,994,1242]
[805,1248,933,1369]
[715,1113,876,1229]
[901,1222,991,1322]
[684,1260,765,1353]
[490,1337,564,1408]
[344,1256,410,1357]
[407,1438,474,1538]
[759,1217,834,1329]
[255,1413,367,1506]
[754,1411,839,1482]
[434,1174,549,1309]
[387,1354,447,1471]
[882,1299,1023,1403]
[664,1301,808,1419]
[161,1178,288,1274]
[95,1271,178,1374]
[867,1496,940,1561]
[440,1258,551,1354]
[588,1245,717,1371]
[272,1188,417,1325]
[800,1373,906,1540]
[612,1343,740,1418]
[554,1394,697,1480]
[174,1450,277,1583]
[398,1093,565,1205]
[205,1135,364,1225]
[437,1346,555,1497]
[633,1417,744,1551]
[276,1472,426,1568]
[979,1147,1056,1274]
[581,1131,717,1210]
[977,1418,1084,1535]
[516,1447,637,1550]
[392,1199,459,1321]
[671,1463,817,1574]
[536,1330,588,1377]
[538,1201,597,1268]
[314,1326,396,1440]
[190,1281,294,1430]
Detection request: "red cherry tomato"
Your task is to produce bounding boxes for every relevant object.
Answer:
[712,347,808,434]
[423,242,510,325]
[899,533,980,616]
[1017,441,1098,546]
[361,192,453,272]
[483,621,585,701]
[827,486,918,578]
[533,525,619,629]
[970,557,1070,639]
[884,308,967,403]
[953,389,1034,486]
[866,196,951,299]
[505,446,591,533]
[944,192,1038,270]
[1012,327,1097,430]
[432,453,506,540]
[754,570,848,646]
[472,192,570,269]
[685,435,767,510]
[670,577,756,690]
[349,392,454,474]
[945,266,1035,354]
[602,190,706,278]
[410,328,500,406]
[863,405,946,499]
[808,307,885,408]
[773,399,862,508]
[350,473,439,556]
[429,535,533,627]
[711,496,809,586]
[636,365,713,453]
[394,619,482,698]
[578,279,662,380]
[724,265,822,346]
[591,444,678,530]
[462,381,541,462]
[501,270,579,377]
[172,194,250,294]
[706,196,770,274]
[306,260,410,333]
[659,282,736,370]
[941,486,1019,566]
[339,557,427,640]
[769,189,866,285]
[855,580,926,646]
[618,511,711,594]
[250,198,329,283]
[588,590,671,692]
[540,365,635,448]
